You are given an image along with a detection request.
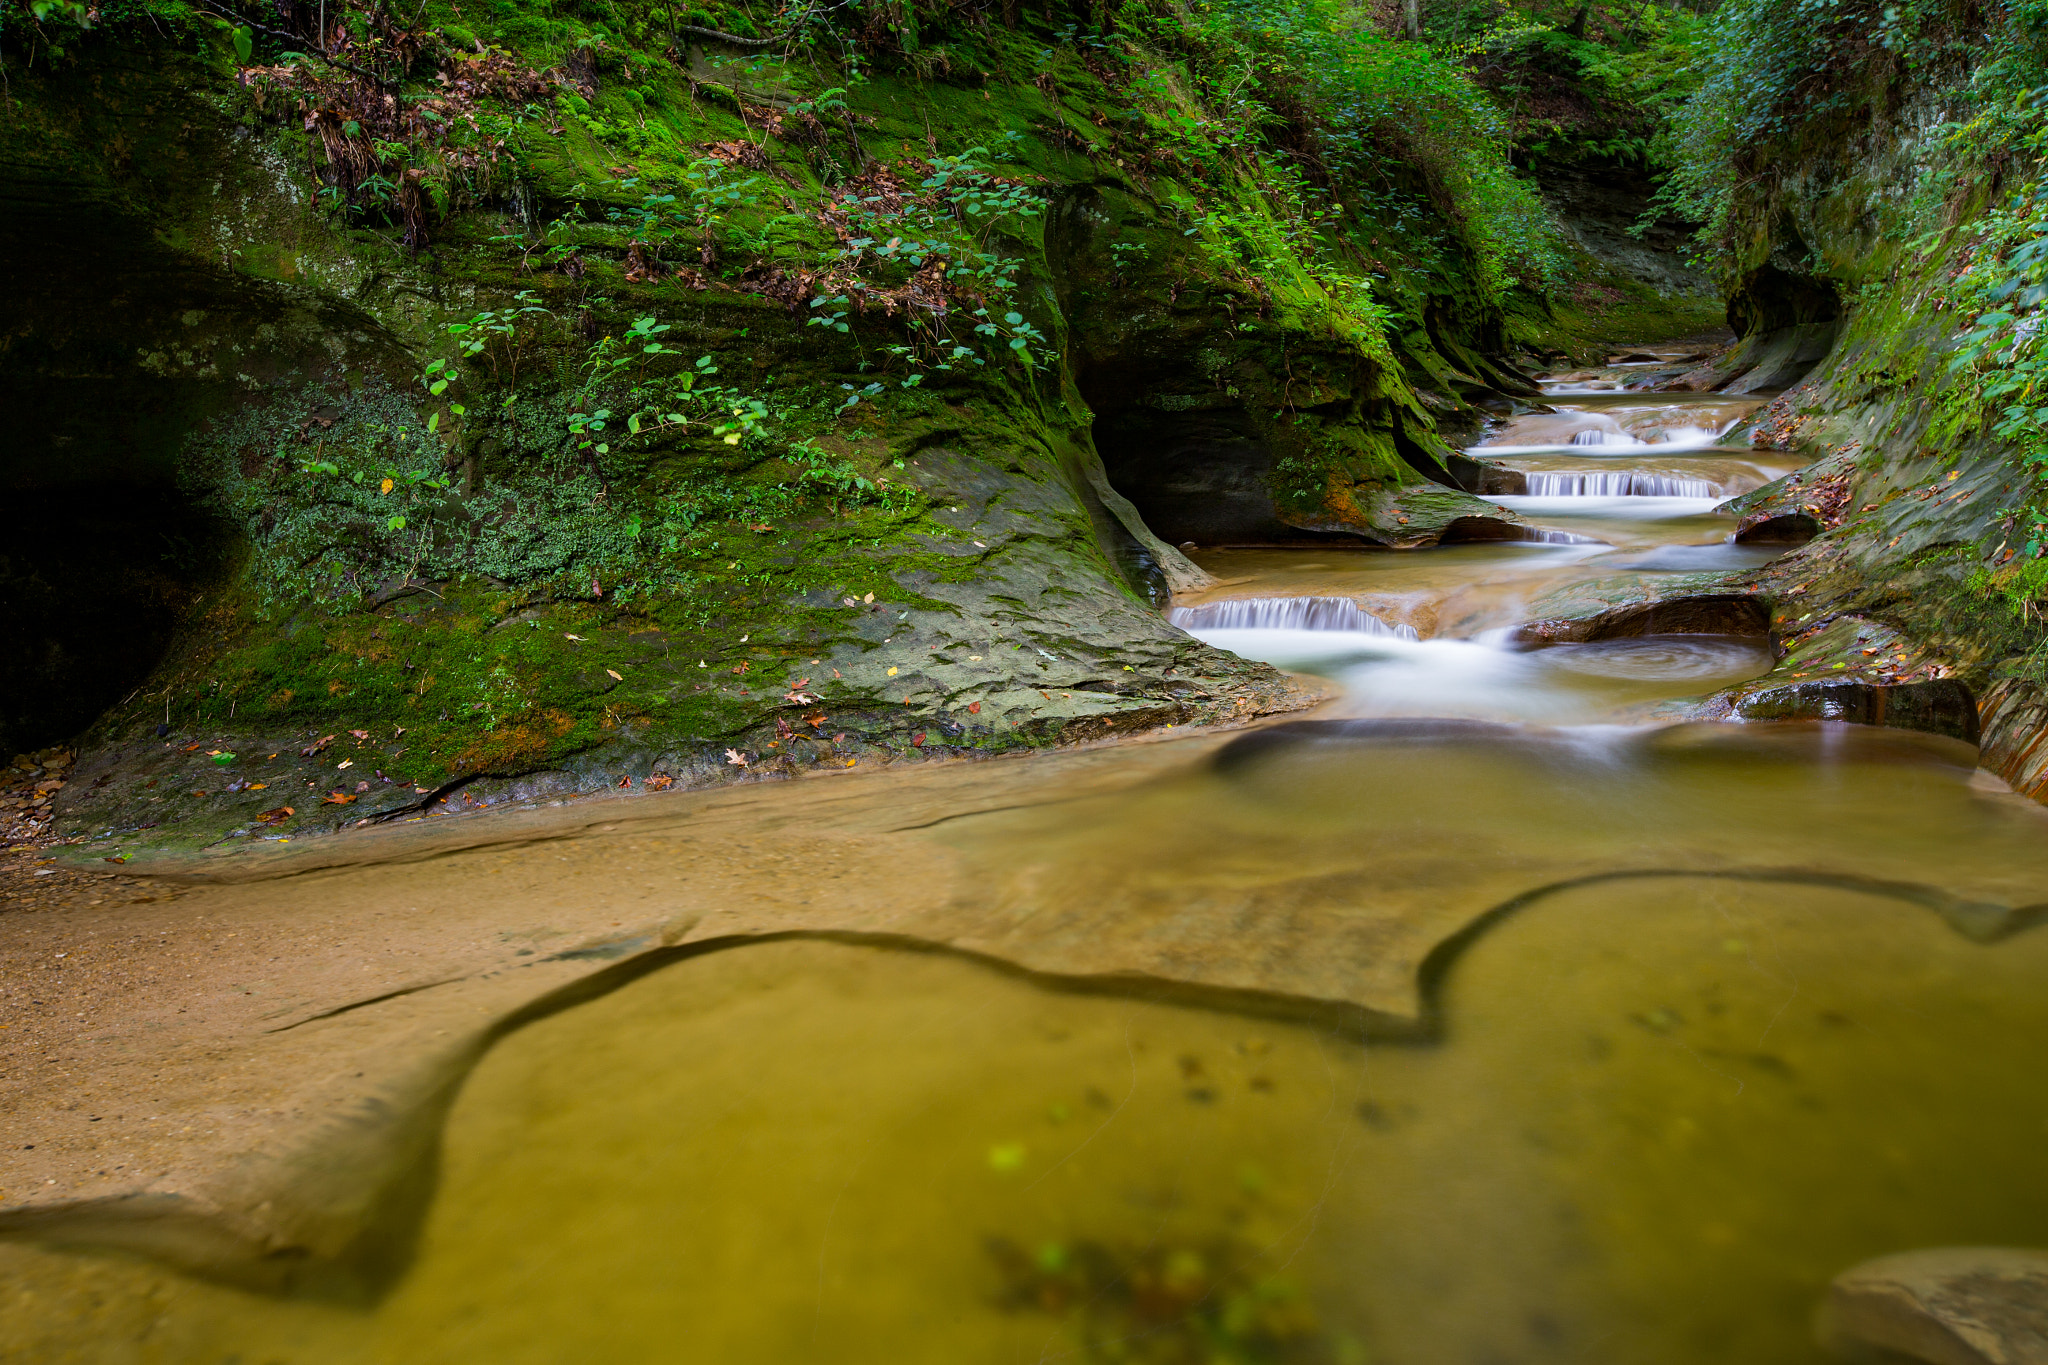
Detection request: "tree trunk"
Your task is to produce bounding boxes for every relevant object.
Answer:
[1403,0,1420,40]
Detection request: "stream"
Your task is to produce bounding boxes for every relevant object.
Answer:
[12,345,2048,1364]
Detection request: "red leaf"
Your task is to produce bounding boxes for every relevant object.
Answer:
[912,732,926,747]
[967,701,981,714]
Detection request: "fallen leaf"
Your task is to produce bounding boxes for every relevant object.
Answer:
[645,773,674,791]
[618,775,632,788]
[606,668,624,681]
[832,732,847,744]
[968,701,981,714]
[250,783,267,790]
[301,735,334,756]
[724,749,749,768]
[349,729,369,741]
[183,743,203,752]
[565,633,584,642]
[807,713,827,728]
[912,733,926,747]
[863,592,874,603]
[887,666,899,676]
[320,792,357,806]
[380,477,395,494]
[337,759,354,770]
[843,596,858,606]
[786,690,817,704]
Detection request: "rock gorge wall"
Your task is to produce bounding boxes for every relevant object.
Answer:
[1,5,1580,852]
[1677,67,2048,800]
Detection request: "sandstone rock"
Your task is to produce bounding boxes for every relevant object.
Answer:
[1822,1247,2048,1364]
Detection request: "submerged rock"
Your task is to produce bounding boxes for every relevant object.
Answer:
[1822,1247,2048,1365]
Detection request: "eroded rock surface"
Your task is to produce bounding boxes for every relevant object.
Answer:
[1824,1248,2048,1365]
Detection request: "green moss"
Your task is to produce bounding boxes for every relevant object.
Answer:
[4,0,1650,817]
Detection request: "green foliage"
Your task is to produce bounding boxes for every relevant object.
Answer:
[606,157,768,265]
[571,320,769,453]
[825,142,1053,376]
[1940,126,2048,561]
[1183,0,1571,298]
[1664,0,2048,252]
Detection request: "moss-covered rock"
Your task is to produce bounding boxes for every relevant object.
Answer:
[1,2,1573,851]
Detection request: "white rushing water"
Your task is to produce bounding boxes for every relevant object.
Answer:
[1518,472,1722,497]
[1168,596,1419,637]
[1479,423,1736,455]
[1167,372,1782,721]
[1482,493,1727,521]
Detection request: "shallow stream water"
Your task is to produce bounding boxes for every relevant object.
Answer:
[12,347,2048,1364]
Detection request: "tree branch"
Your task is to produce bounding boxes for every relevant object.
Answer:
[198,4,391,85]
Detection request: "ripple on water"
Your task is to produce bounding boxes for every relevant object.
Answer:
[1539,635,1772,683]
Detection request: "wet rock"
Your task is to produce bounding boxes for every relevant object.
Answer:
[1440,452,1528,495]
[1722,321,1841,394]
[1821,1247,2048,1364]
[1979,679,2048,802]
[1511,593,1772,647]
[1362,484,1546,549]
[1657,321,1838,395]
[1734,678,1980,745]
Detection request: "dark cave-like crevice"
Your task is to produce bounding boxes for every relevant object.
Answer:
[1081,376,1377,549]
[0,186,406,756]
[0,491,229,758]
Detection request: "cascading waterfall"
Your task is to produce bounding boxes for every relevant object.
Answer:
[1168,596,1419,638]
[1568,425,1727,449]
[1521,472,1721,497]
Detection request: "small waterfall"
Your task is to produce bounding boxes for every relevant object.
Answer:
[1566,424,1728,450]
[1522,472,1721,497]
[1170,596,1419,638]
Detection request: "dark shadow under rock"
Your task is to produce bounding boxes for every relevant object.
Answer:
[1734,678,1981,745]
[1735,512,1821,544]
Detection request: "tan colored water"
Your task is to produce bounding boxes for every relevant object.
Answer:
[7,363,2048,1365]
